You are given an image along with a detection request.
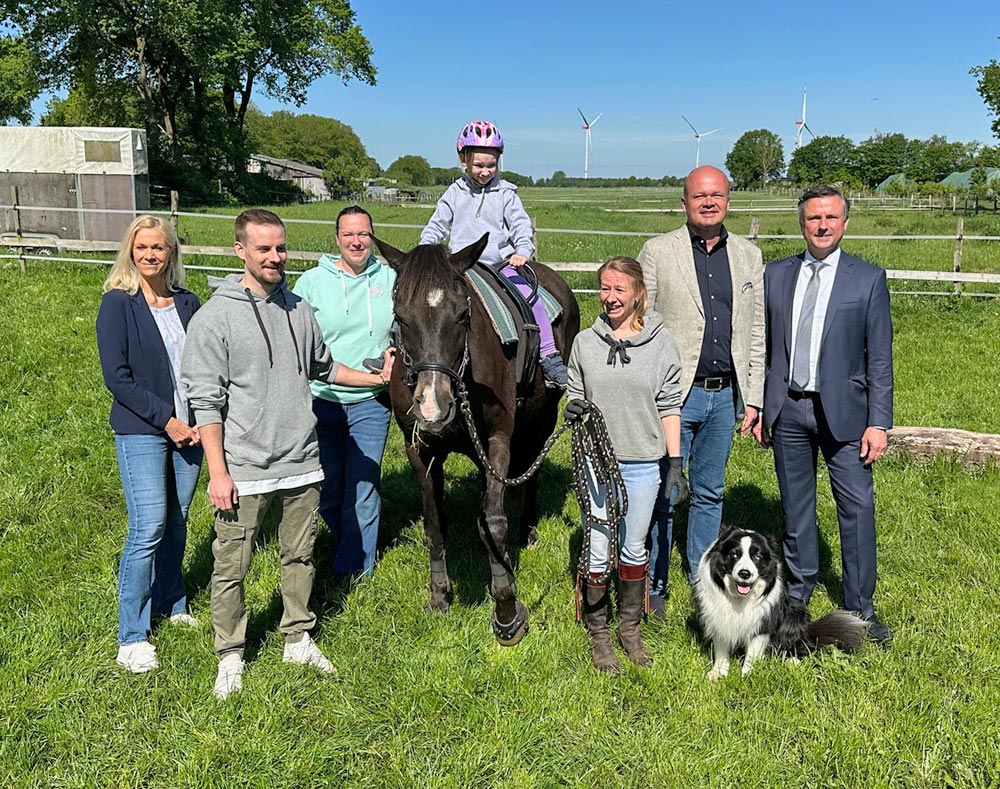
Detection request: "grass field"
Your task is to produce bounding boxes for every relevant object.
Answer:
[2,248,1000,787]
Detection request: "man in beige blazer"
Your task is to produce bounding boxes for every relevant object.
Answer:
[637,165,765,613]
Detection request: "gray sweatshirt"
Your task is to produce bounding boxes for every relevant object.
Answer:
[420,175,534,265]
[181,274,342,482]
[566,310,683,462]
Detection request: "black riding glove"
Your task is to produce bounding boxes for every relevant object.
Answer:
[664,456,689,507]
[563,399,591,423]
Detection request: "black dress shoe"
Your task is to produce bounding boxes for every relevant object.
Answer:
[860,613,893,647]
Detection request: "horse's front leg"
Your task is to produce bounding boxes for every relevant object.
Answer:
[408,445,452,612]
[480,434,528,646]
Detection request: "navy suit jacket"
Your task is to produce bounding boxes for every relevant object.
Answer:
[96,287,201,435]
[762,251,893,442]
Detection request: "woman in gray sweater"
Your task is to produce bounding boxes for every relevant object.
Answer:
[565,256,689,672]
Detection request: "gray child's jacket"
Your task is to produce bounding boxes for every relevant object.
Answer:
[420,175,535,265]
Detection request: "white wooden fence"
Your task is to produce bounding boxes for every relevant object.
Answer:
[2,204,998,297]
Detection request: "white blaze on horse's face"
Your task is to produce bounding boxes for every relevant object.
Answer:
[417,372,448,424]
[426,288,444,308]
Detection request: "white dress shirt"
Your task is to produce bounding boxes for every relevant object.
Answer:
[789,246,842,392]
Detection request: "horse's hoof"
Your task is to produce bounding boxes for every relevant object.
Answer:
[427,583,452,613]
[493,600,529,647]
[426,598,451,614]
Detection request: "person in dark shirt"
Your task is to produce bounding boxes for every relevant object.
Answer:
[637,166,765,615]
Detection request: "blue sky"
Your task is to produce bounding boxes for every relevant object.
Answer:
[257,3,994,178]
[25,0,1000,178]
[248,0,1000,177]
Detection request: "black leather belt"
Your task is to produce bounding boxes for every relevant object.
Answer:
[692,376,731,392]
[788,389,819,401]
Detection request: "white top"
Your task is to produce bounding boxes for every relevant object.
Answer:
[235,470,325,496]
[149,303,190,423]
[789,247,841,392]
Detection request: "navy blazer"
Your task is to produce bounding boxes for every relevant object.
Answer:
[762,251,893,442]
[96,287,201,435]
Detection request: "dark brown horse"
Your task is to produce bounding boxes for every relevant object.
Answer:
[374,234,580,645]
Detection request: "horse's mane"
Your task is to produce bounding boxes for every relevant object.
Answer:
[393,244,467,304]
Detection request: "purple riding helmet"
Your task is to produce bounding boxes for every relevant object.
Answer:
[456,120,504,154]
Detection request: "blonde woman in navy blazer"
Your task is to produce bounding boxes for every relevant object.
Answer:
[96,215,203,673]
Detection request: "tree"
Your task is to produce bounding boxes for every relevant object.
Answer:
[855,133,911,189]
[972,51,1000,138]
[0,36,42,124]
[976,144,1000,168]
[5,0,376,195]
[431,166,463,185]
[501,171,534,188]
[787,135,858,186]
[905,135,974,183]
[725,129,784,189]
[386,155,433,186]
[245,108,373,195]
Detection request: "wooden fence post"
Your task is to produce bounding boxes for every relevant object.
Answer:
[11,185,26,273]
[170,190,180,233]
[749,215,760,247]
[953,217,964,296]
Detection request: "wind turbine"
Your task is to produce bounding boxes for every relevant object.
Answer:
[794,86,814,149]
[578,108,602,179]
[681,115,720,168]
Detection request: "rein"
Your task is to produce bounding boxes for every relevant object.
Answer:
[395,290,625,588]
[570,403,628,586]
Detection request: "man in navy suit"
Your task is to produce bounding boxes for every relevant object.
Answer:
[755,185,894,645]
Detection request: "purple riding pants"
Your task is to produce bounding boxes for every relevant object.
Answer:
[499,264,557,357]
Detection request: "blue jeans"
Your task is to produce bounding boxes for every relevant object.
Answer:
[585,460,660,574]
[313,395,392,577]
[648,384,736,592]
[115,433,203,645]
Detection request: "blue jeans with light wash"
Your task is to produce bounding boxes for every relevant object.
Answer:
[115,433,203,645]
[313,394,392,577]
[648,384,736,592]
[585,460,660,574]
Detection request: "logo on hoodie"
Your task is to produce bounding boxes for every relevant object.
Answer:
[370,285,383,297]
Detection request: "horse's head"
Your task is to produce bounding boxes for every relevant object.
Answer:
[374,233,490,435]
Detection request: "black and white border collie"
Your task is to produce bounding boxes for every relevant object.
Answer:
[693,527,868,681]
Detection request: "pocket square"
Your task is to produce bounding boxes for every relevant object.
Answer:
[741,281,754,293]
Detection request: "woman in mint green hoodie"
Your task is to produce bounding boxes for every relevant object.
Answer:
[292,206,396,578]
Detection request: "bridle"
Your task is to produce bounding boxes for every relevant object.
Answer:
[395,295,471,389]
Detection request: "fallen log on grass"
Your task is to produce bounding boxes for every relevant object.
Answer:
[887,426,1000,469]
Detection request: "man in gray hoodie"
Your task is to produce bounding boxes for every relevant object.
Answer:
[182,209,392,700]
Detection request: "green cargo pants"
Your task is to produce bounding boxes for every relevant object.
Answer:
[210,483,321,657]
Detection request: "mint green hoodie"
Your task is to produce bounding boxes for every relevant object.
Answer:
[292,253,396,404]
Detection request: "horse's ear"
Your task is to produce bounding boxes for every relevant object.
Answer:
[450,233,490,272]
[371,234,407,271]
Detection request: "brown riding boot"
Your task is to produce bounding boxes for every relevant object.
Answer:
[582,576,621,673]
[617,562,652,667]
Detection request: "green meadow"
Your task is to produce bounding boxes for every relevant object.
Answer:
[2,191,1000,787]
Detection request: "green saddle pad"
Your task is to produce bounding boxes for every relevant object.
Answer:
[465,268,563,345]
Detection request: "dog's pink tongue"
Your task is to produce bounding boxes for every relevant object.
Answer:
[737,584,751,596]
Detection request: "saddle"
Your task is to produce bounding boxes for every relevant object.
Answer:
[465,261,563,391]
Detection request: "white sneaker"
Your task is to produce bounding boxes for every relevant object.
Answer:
[167,612,199,627]
[282,632,335,674]
[213,653,244,700]
[116,641,159,674]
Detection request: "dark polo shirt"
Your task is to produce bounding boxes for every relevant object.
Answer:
[688,223,733,380]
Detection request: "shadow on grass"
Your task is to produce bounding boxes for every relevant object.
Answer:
[378,457,575,609]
